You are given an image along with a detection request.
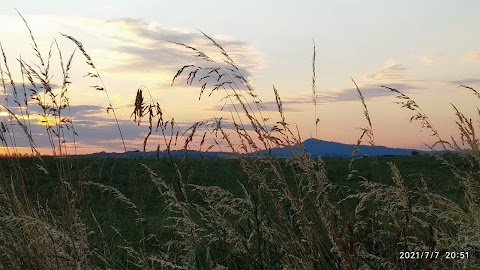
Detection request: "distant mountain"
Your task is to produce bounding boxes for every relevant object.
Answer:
[82,138,430,159]
[251,138,429,158]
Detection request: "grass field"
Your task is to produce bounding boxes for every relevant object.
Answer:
[1,14,480,270]
[2,153,478,269]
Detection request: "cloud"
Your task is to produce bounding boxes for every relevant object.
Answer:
[418,53,443,66]
[446,78,480,86]
[324,83,418,103]
[207,97,307,113]
[210,82,419,112]
[0,81,63,99]
[0,80,421,155]
[99,18,263,82]
[365,58,407,82]
[0,16,270,154]
[67,105,104,115]
[465,50,480,62]
[0,100,232,153]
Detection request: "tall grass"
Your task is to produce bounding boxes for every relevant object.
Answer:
[312,39,319,139]
[0,13,479,270]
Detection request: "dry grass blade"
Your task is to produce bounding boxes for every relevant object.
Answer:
[273,85,285,124]
[16,10,46,70]
[0,105,40,156]
[131,88,145,126]
[169,31,284,153]
[347,80,375,179]
[312,39,319,138]
[60,34,95,70]
[0,42,15,94]
[61,33,126,152]
[459,84,480,99]
[171,65,194,86]
[451,103,479,155]
[352,79,374,146]
[131,85,188,156]
[382,85,451,151]
[54,39,78,155]
[82,181,142,222]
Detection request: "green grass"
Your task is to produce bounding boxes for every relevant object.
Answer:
[2,154,472,269]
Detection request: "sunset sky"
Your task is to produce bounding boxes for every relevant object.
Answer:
[1,1,480,154]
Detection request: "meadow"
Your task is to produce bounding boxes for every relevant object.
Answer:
[1,14,480,269]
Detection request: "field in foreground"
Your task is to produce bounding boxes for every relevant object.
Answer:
[1,154,478,269]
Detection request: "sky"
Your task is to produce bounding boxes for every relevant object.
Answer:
[1,0,480,155]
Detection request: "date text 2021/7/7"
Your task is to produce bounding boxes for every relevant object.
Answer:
[399,251,469,260]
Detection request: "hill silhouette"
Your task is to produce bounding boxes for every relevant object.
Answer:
[85,138,429,159]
